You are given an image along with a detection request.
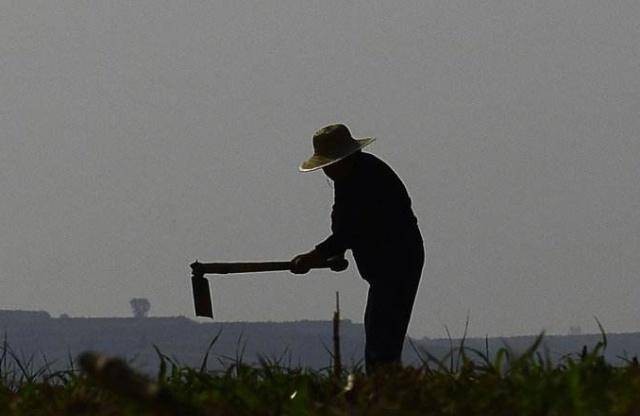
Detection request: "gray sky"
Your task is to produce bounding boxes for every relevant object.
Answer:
[1,1,638,338]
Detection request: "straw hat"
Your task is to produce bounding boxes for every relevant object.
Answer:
[299,124,376,172]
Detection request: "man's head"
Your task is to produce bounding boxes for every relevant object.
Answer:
[322,150,359,181]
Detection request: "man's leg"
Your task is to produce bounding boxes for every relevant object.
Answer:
[364,243,424,373]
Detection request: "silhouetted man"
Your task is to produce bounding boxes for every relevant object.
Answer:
[292,124,425,373]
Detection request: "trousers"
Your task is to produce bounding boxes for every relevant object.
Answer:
[357,228,425,373]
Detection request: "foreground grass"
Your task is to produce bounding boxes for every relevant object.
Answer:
[1,331,640,415]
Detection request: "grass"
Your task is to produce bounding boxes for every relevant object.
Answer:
[0,324,640,415]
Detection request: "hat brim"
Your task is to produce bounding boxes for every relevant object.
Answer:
[298,137,376,172]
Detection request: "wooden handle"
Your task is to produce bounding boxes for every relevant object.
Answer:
[190,256,348,276]
[192,261,290,275]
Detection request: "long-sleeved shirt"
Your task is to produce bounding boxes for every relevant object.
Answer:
[314,151,422,272]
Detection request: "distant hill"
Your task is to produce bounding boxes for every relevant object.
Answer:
[0,310,371,373]
[0,310,638,374]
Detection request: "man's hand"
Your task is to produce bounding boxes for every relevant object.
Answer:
[290,250,324,274]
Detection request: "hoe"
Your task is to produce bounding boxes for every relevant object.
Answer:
[189,256,348,318]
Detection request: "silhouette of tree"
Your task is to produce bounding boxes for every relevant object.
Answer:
[130,298,150,318]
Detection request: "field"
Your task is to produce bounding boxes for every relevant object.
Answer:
[1,329,640,415]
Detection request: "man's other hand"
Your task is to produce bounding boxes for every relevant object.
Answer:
[290,250,323,274]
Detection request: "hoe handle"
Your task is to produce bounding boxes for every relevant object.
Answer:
[190,256,348,276]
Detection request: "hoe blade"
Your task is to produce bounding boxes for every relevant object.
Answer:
[191,274,213,318]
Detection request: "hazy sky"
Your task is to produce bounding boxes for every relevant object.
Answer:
[1,1,638,338]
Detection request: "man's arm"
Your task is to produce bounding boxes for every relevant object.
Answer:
[313,234,347,259]
[291,200,349,274]
[313,200,350,258]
